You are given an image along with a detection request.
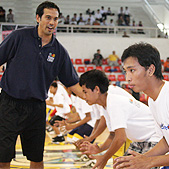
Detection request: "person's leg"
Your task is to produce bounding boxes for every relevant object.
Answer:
[0,162,10,169]
[0,91,22,167]
[21,100,46,167]
[30,161,44,169]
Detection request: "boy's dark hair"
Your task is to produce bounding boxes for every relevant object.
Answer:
[36,1,60,18]
[51,82,58,88]
[121,42,163,80]
[79,69,109,94]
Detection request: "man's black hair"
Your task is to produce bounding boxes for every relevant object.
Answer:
[80,69,109,94]
[50,82,58,88]
[121,42,163,80]
[36,1,60,18]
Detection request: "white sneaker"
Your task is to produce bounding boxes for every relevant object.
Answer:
[74,154,89,163]
[81,159,96,168]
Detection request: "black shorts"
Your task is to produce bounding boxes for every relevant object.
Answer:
[0,90,46,162]
[69,123,93,138]
[49,115,65,126]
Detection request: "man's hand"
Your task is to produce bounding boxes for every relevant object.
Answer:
[75,135,93,148]
[89,155,109,169]
[113,150,151,169]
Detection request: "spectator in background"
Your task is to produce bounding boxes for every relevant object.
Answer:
[100,19,107,26]
[109,19,115,26]
[95,9,102,22]
[109,19,115,33]
[64,15,70,24]
[118,7,124,19]
[164,32,168,38]
[164,57,169,72]
[124,6,130,25]
[137,21,145,34]
[0,6,6,22]
[7,9,14,22]
[58,12,64,25]
[86,8,95,15]
[92,49,103,66]
[106,50,119,67]
[122,31,130,37]
[107,7,114,16]
[77,13,84,24]
[85,18,93,26]
[130,20,137,34]
[117,15,125,26]
[86,14,95,25]
[70,18,77,25]
[100,6,107,20]
[71,13,78,22]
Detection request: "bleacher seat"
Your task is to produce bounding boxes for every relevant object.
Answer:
[77,66,85,73]
[117,74,126,81]
[114,66,122,72]
[84,59,91,64]
[75,59,83,64]
[96,66,103,71]
[102,59,108,65]
[118,59,122,65]
[163,74,169,81]
[104,66,111,73]
[108,75,116,81]
[86,66,94,71]
[161,59,164,65]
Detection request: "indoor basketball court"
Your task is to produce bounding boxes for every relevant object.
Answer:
[11,129,114,169]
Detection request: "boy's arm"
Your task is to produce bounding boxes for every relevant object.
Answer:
[89,116,107,142]
[114,137,169,169]
[66,112,81,123]
[75,116,107,146]
[65,112,91,130]
[99,128,126,154]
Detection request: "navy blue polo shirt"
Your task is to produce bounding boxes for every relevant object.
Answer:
[0,26,79,101]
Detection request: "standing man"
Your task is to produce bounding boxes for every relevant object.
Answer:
[113,42,169,169]
[0,1,83,169]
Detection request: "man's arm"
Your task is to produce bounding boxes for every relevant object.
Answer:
[68,83,84,99]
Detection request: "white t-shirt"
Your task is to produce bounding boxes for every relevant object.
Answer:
[73,96,97,128]
[95,85,135,122]
[108,85,134,99]
[105,93,161,142]
[47,85,70,118]
[57,83,72,106]
[148,81,169,145]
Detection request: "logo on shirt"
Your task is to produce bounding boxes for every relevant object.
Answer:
[129,99,133,104]
[160,123,169,130]
[47,53,55,62]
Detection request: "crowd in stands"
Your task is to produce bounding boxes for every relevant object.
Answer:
[57,6,146,34]
[0,6,14,22]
